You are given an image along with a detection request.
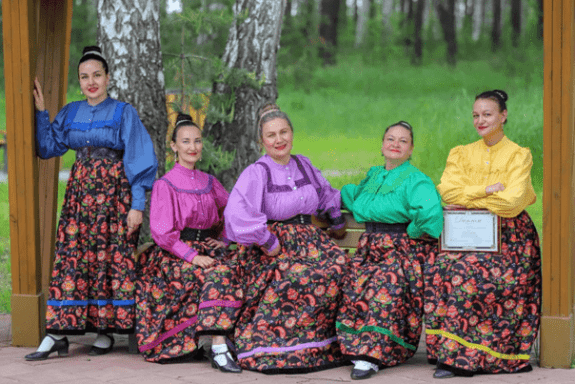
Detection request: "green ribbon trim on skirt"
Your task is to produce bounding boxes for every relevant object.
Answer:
[336,321,417,351]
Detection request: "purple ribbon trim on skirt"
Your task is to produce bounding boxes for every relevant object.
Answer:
[139,316,198,352]
[237,336,338,360]
[199,300,242,309]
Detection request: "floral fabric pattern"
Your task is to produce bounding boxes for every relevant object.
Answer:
[135,241,242,363]
[337,232,437,367]
[46,158,138,334]
[425,211,541,373]
[233,223,348,373]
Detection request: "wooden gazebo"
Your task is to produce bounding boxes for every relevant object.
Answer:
[2,0,574,368]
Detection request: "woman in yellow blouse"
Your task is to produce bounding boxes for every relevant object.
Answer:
[425,90,541,378]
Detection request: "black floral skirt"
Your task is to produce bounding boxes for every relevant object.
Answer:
[46,158,138,334]
[424,211,541,373]
[135,241,243,363]
[337,232,436,367]
[233,223,348,374]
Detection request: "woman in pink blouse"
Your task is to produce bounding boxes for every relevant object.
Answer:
[135,113,242,372]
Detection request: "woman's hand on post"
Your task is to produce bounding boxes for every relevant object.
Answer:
[126,209,143,236]
[33,78,46,112]
[486,182,505,195]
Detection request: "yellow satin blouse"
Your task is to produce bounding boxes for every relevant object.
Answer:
[437,136,536,218]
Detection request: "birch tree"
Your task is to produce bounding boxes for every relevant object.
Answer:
[203,0,285,190]
[97,0,168,240]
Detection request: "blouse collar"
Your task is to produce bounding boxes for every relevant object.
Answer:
[173,161,199,177]
[480,135,509,152]
[86,96,114,111]
[262,154,294,169]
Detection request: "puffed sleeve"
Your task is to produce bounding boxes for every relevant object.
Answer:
[224,164,279,252]
[437,146,488,205]
[466,148,537,217]
[36,106,70,159]
[405,174,444,239]
[300,156,345,230]
[120,104,159,211]
[341,167,374,211]
[150,179,198,262]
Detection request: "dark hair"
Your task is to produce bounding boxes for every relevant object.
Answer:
[382,121,414,145]
[78,46,109,74]
[172,113,200,142]
[475,89,508,124]
[257,103,293,146]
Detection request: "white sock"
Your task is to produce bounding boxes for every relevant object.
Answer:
[93,334,112,349]
[212,343,232,366]
[37,335,65,352]
[352,360,379,372]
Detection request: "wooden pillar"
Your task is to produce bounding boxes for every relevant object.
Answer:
[3,0,72,347]
[540,0,575,368]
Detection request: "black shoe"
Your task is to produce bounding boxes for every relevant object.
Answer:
[351,368,378,380]
[433,368,455,379]
[209,349,242,373]
[25,335,69,361]
[88,335,114,356]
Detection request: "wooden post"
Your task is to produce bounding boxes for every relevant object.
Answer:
[3,0,72,347]
[540,0,575,368]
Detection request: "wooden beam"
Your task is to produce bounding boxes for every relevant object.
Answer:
[540,0,575,368]
[3,0,43,347]
[4,0,73,347]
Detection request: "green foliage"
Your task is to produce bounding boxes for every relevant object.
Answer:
[166,135,235,176]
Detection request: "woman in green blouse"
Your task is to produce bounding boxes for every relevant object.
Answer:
[336,121,443,380]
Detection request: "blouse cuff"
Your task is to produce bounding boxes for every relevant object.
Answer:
[463,185,488,200]
[130,185,146,211]
[407,223,423,239]
[172,241,197,262]
[261,232,279,252]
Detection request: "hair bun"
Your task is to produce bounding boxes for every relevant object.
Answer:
[493,89,508,102]
[175,112,195,127]
[82,46,102,55]
[258,103,280,119]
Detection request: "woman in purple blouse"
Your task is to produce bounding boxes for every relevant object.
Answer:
[135,113,242,372]
[224,104,348,373]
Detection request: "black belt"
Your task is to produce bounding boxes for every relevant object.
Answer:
[365,222,409,233]
[180,228,216,242]
[76,147,124,160]
[267,214,312,225]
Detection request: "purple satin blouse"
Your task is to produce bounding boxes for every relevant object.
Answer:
[150,163,228,262]
[224,154,344,252]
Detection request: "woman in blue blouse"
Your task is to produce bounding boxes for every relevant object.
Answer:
[25,46,158,360]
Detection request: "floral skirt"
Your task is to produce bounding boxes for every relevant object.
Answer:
[337,232,436,367]
[135,241,243,363]
[46,158,138,334]
[233,223,348,374]
[424,211,541,373]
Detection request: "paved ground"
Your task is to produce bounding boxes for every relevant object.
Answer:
[0,314,572,384]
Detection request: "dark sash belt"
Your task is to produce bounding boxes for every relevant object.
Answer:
[365,222,409,233]
[76,147,124,161]
[267,214,312,226]
[180,228,216,242]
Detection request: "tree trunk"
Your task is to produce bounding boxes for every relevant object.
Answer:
[491,0,501,51]
[355,0,370,47]
[319,0,341,66]
[412,0,425,65]
[433,0,457,66]
[537,0,543,40]
[462,0,475,41]
[510,0,520,47]
[202,0,284,191]
[97,0,168,242]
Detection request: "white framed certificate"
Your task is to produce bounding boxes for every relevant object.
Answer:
[439,208,501,253]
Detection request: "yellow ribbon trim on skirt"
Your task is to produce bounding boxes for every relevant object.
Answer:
[426,329,531,361]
